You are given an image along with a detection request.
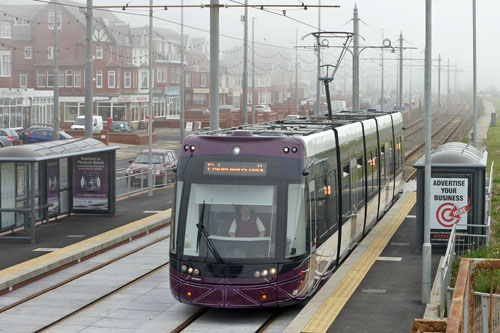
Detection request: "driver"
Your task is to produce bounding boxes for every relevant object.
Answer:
[229,205,265,237]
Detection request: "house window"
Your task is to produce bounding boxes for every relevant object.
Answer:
[186,73,191,87]
[108,71,115,88]
[201,73,207,87]
[24,47,32,59]
[96,70,103,88]
[59,72,64,87]
[48,12,62,30]
[65,70,73,87]
[0,21,12,38]
[20,72,27,88]
[47,46,54,59]
[37,71,46,87]
[47,71,54,87]
[140,71,148,89]
[96,46,103,59]
[124,71,131,88]
[0,51,11,77]
[157,68,161,83]
[74,70,82,87]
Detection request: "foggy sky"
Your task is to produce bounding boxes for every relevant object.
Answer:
[5,0,500,91]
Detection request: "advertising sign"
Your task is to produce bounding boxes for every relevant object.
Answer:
[73,153,109,211]
[47,160,60,217]
[430,177,469,243]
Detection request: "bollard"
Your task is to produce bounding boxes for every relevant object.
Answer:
[491,112,496,127]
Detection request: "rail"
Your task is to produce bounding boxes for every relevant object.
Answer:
[116,165,173,198]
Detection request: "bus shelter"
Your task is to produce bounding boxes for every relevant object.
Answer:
[413,142,488,252]
[0,138,118,243]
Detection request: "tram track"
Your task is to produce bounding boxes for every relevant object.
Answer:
[404,102,471,181]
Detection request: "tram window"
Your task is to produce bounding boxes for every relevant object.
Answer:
[380,145,386,185]
[372,149,378,193]
[327,170,338,232]
[286,183,306,258]
[170,180,183,253]
[316,177,328,240]
[356,157,364,206]
[387,140,394,176]
[342,164,351,217]
[395,138,400,171]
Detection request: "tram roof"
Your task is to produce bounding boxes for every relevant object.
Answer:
[200,111,397,138]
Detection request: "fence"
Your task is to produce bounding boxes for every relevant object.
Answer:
[116,165,173,198]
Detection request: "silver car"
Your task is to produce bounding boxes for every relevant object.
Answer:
[0,128,19,147]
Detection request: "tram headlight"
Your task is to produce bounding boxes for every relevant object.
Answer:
[254,271,261,278]
[181,265,187,273]
[184,144,190,151]
[283,147,290,153]
[291,146,298,153]
[232,145,241,155]
[187,267,194,274]
[193,268,200,276]
[261,269,268,277]
[270,267,277,275]
[189,145,196,152]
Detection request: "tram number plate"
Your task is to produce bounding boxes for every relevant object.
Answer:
[204,161,267,176]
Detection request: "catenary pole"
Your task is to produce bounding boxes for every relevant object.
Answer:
[53,0,60,140]
[422,0,432,304]
[380,30,384,111]
[399,32,403,111]
[209,0,220,130]
[251,17,255,124]
[179,0,185,143]
[438,53,441,122]
[472,0,477,147]
[242,0,248,124]
[295,28,299,115]
[315,0,321,115]
[84,0,93,139]
[147,0,153,197]
[352,5,359,111]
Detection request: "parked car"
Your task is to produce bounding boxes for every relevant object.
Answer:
[300,98,314,106]
[19,123,53,143]
[330,100,347,112]
[70,115,103,132]
[109,121,133,133]
[285,114,304,121]
[0,128,19,147]
[255,104,272,112]
[24,128,72,143]
[126,149,177,186]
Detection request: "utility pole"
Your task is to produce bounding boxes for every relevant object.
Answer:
[447,58,450,115]
[295,28,298,115]
[84,0,93,139]
[472,0,477,147]
[437,53,441,121]
[251,16,255,124]
[380,30,384,111]
[242,0,248,124]
[352,5,359,111]
[398,32,403,111]
[316,0,321,115]
[179,0,185,143]
[147,0,153,197]
[343,60,347,101]
[409,57,412,110]
[53,0,60,140]
[422,0,432,305]
[209,0,220,130]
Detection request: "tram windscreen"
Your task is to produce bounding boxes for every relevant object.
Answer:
[183,184,277,260]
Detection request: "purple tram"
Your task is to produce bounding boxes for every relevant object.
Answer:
[169,111,404,308]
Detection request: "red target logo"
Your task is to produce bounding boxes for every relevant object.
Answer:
[436,203,460,227]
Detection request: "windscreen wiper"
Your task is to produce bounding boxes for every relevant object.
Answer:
[196,201,224,264]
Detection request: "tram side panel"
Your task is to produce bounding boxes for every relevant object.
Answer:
[361,118,380,233]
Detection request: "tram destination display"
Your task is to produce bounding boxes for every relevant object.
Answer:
[430,177,470,244]
[204,161,267,176]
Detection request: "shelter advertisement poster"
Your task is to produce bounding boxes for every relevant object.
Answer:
[73,153,109,211]
[430,177,469,244]
[47,160,60,216]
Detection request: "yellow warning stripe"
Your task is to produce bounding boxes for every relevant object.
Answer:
[0,209,171,280]
[302,192,416,333]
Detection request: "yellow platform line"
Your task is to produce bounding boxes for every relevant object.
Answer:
[302,192,416,333]
[0,209,171,280]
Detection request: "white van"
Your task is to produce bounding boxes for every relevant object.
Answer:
[330,100,347,112]
[70,115,103,132]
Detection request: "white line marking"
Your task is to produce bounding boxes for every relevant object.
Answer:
[66,235,86,238]
[406,215,416,219]
[391,242,410,246]
[377,256,402,262]
[143,210,162,214]
[33,248,60,252]
[361,289,387,294]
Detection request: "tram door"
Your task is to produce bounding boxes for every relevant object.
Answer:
[307,180,317,291]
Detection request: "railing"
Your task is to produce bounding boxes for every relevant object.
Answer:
[116,165,173,198]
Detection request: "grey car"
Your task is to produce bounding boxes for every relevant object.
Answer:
[0,128,19,147]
